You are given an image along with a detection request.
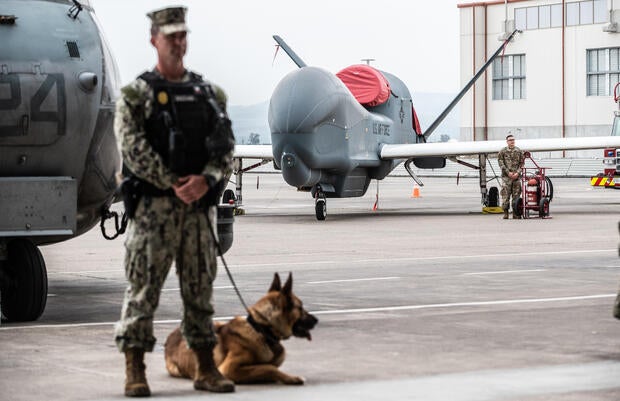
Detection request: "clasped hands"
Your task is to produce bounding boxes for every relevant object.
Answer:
[172,175,209,205]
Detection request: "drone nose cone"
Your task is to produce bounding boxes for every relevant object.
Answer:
[268,66,357,134]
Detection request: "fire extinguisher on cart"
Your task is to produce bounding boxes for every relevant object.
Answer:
[513,152,553,219]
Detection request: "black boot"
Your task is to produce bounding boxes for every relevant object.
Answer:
[193,345,235,393]
[124,348,150,397]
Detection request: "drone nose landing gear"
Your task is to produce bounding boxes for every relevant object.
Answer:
[314,188,326,221]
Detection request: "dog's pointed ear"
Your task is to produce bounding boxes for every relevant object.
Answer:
[282,272,293,295]
[269,272,282,292]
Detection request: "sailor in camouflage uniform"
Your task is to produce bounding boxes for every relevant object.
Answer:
[113,6,235,397]
[497,134,525,219]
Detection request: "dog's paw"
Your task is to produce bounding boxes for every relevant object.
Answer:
[283,375,305,385]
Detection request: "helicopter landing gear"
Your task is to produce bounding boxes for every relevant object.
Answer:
[314,189,327,221]
[0,239,48,322]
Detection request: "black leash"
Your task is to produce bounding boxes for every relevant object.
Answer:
[100,207,129,240]
[200,207,281,340]
[204,209,250,313]
[103,197,250,313]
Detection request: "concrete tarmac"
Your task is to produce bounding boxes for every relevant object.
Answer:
[2,175,620,400]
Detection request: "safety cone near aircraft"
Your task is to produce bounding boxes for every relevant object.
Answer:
[411,185,420,198]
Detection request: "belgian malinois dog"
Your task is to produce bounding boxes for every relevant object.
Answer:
[164,272,318,384]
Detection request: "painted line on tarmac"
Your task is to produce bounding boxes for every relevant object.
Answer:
[161,285,234,292]
[0,293,613,331]
[44,250,617,275]
[310,294,614,316]
[114,278,401,293]
[306,276,401,284]
[48,269,122,276]
[230,249,617,268]
[464,269,547,275]
[0,315,234,331]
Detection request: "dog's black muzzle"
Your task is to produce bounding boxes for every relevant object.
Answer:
[292,312,318,340]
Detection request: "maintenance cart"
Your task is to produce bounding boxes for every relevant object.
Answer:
[513,152,554,219]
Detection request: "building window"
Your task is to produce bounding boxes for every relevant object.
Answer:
[493,55,526,100]
[594,0,607,23]
[539,5,551,28]
[587,48,620,96]
[515,1,607,30]
[527,7,539,29]
[580,1,594,24]
[551,4,563,27]
[566,2,580,25]
[515,8,526,30]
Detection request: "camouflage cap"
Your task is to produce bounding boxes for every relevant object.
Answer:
[147,6,189,35]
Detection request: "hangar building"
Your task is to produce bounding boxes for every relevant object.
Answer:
[458,0,619,156]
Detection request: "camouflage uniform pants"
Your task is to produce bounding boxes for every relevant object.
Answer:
[114,196,219,352]
[501,177,522,211]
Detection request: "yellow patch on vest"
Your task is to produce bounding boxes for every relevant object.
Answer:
[157,91,169,105]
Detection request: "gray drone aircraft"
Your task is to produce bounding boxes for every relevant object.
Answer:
[0,0,121,321]
[233,34,620,220]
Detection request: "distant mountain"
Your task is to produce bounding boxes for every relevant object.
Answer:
[228,102,270,145]
[411,92,460,141]
[228,93,459,145]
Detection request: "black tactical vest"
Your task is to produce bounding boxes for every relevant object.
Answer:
[140,70,216,176]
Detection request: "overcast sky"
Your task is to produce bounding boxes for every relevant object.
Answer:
[91,0,464,106]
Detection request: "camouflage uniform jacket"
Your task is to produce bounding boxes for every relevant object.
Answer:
[114,68,232,190]
[497,146,524,179]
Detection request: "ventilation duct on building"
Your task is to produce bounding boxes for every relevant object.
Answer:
[602,2,618,33]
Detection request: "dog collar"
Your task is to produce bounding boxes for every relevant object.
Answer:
[246,313,280,347]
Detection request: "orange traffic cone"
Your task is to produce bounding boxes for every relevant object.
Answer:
[411,184,420,198]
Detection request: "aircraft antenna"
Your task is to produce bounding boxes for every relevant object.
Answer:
[361,58,375,65]
[272,35,307,68]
